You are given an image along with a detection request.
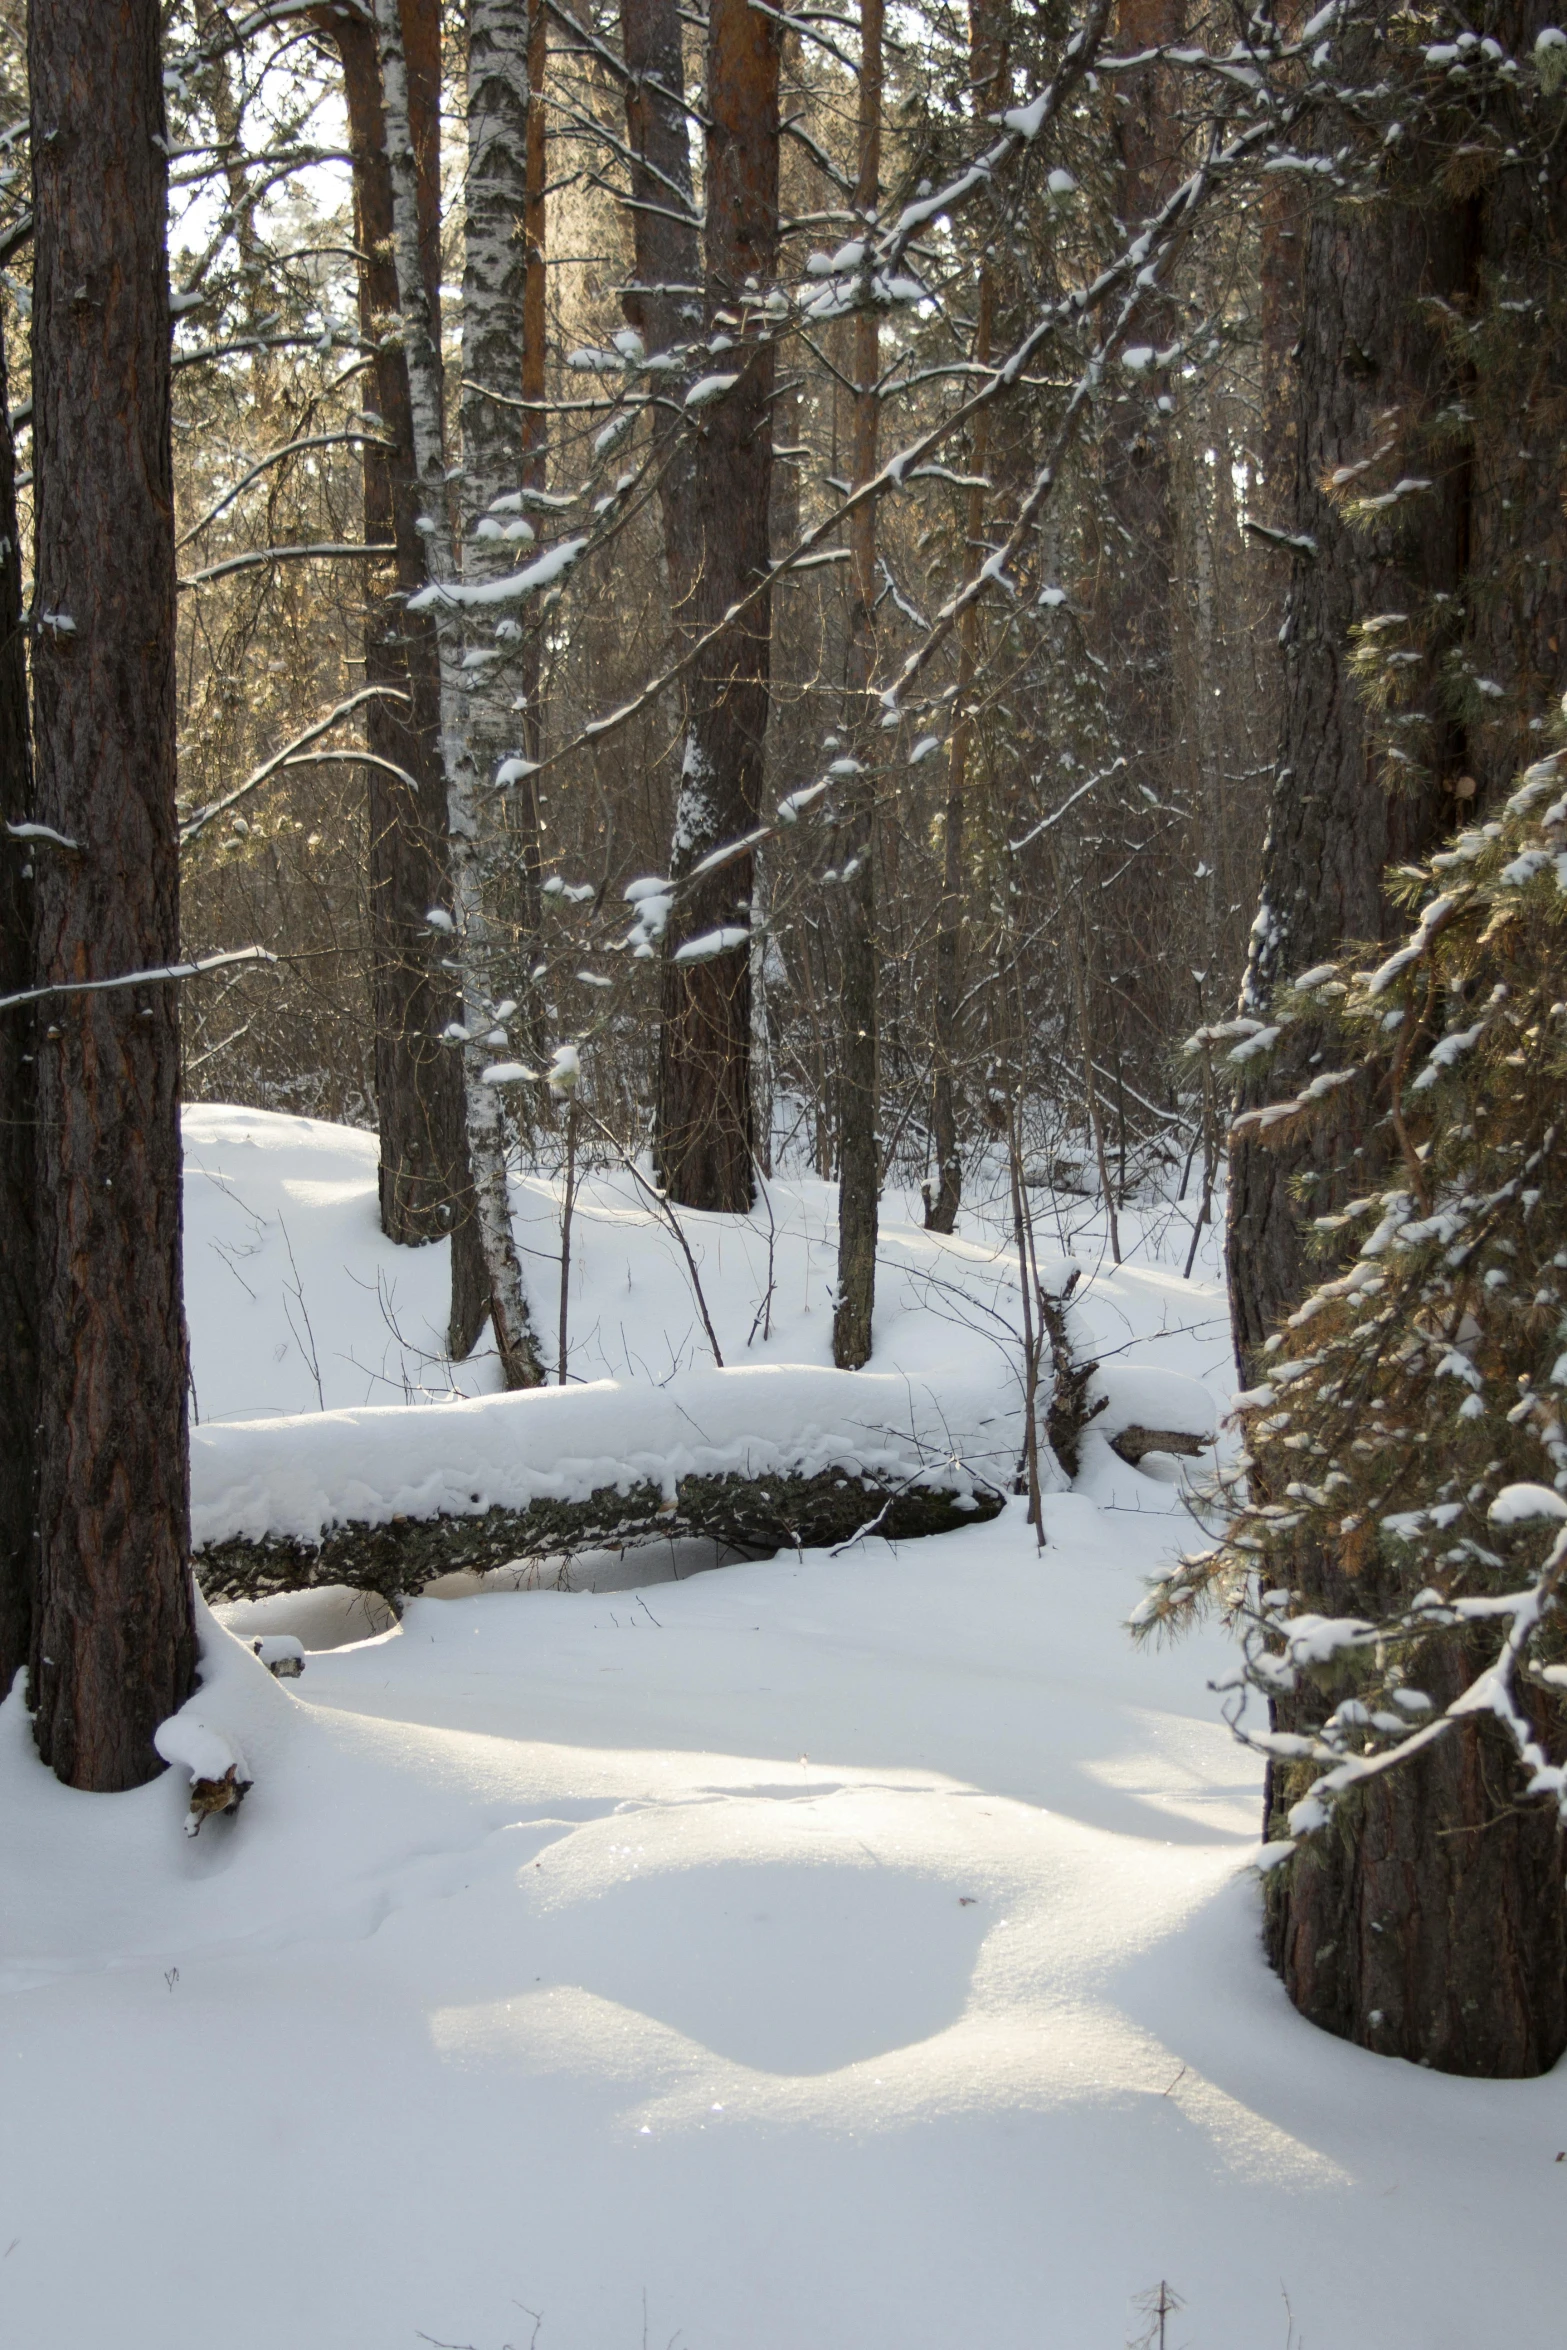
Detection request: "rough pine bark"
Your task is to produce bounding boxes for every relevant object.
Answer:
[0,305,36,1700]
[28,0,197,1788]
[1265,1632,1567,2077]
[619,0,703,629]
[655,0,781,1212]
[832,0,883,1370]
[1227,194,1473,1371]
[327,1,489,1359]
[1234,7,1567,2074]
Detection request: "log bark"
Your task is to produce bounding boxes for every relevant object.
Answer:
[195,1466,1004,1603]
[655,0,781,1212]
[28,0,197,1787]
[0,303,36,1701]
[327,3,489,1358]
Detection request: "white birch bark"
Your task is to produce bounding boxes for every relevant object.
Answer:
[373,0,543,1388]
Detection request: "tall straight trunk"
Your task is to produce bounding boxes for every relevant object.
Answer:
[28,0,196,1788]
[619,0,703,631]
[326,2,489,1360]
[503,0,548,1076]
[925,0,1007,1236]
[0,306,36,1701]
[1226,195,1471,1372]
[463,0,534,808]
[832,0,883,1370]
[655,0,781,1212]
[374,0,544,1389]
[1088,0,1182,1074]
[1237,2,1567,2074]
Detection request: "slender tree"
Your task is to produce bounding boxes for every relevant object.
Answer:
[0,302,36,1702]
[832,0,884,1369]
[655,0,781,1212]
[618,0,703,632]
[925,0,1008,1237]
[374,0,544,1387]
[28,0,196,1788]
[323,0,489,1359]
[510,0,550,1070]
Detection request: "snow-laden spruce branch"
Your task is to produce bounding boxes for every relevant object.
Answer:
[178,684,409,845]
[0,945,275,1015]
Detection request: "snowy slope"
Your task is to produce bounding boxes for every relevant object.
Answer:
[3,1111,1560,2349]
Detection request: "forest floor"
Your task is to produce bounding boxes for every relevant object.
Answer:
[2,1108,1564,2349]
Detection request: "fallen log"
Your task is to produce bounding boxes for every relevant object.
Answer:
[194,1463,1005,1604]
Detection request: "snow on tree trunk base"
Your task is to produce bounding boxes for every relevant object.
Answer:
[193,1465,1004,1606]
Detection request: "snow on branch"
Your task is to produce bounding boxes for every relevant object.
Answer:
[178,541,397,592]
[0,945,275,1015]
[179,684,410,844]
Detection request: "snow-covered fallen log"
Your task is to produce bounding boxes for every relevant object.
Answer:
[191,1366,1009,1601]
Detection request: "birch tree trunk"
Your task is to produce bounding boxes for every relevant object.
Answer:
[374,0,543,1389]
[832,0,884,1370]
[28,0,197,1787]
[655,0,781,1213]
[323,0,489,1361]
[0,304,36,1701]
[509,0,549,1079]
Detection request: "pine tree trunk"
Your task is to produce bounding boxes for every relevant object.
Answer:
[832,0,883,1370]
[924,0,1008,1238]
[327,1,489,1360]
[1265,1640,1567,2078]
[1226,190,1471,1370]
[28,0,196,1788]
[1233,16,1567,2073]
[0,303,37,1702]
[655,0,780,1213]
[374,0,544,1388]
[619,0,703,631]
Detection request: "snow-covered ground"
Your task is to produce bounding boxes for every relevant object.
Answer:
[3,1108,1563,2348]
